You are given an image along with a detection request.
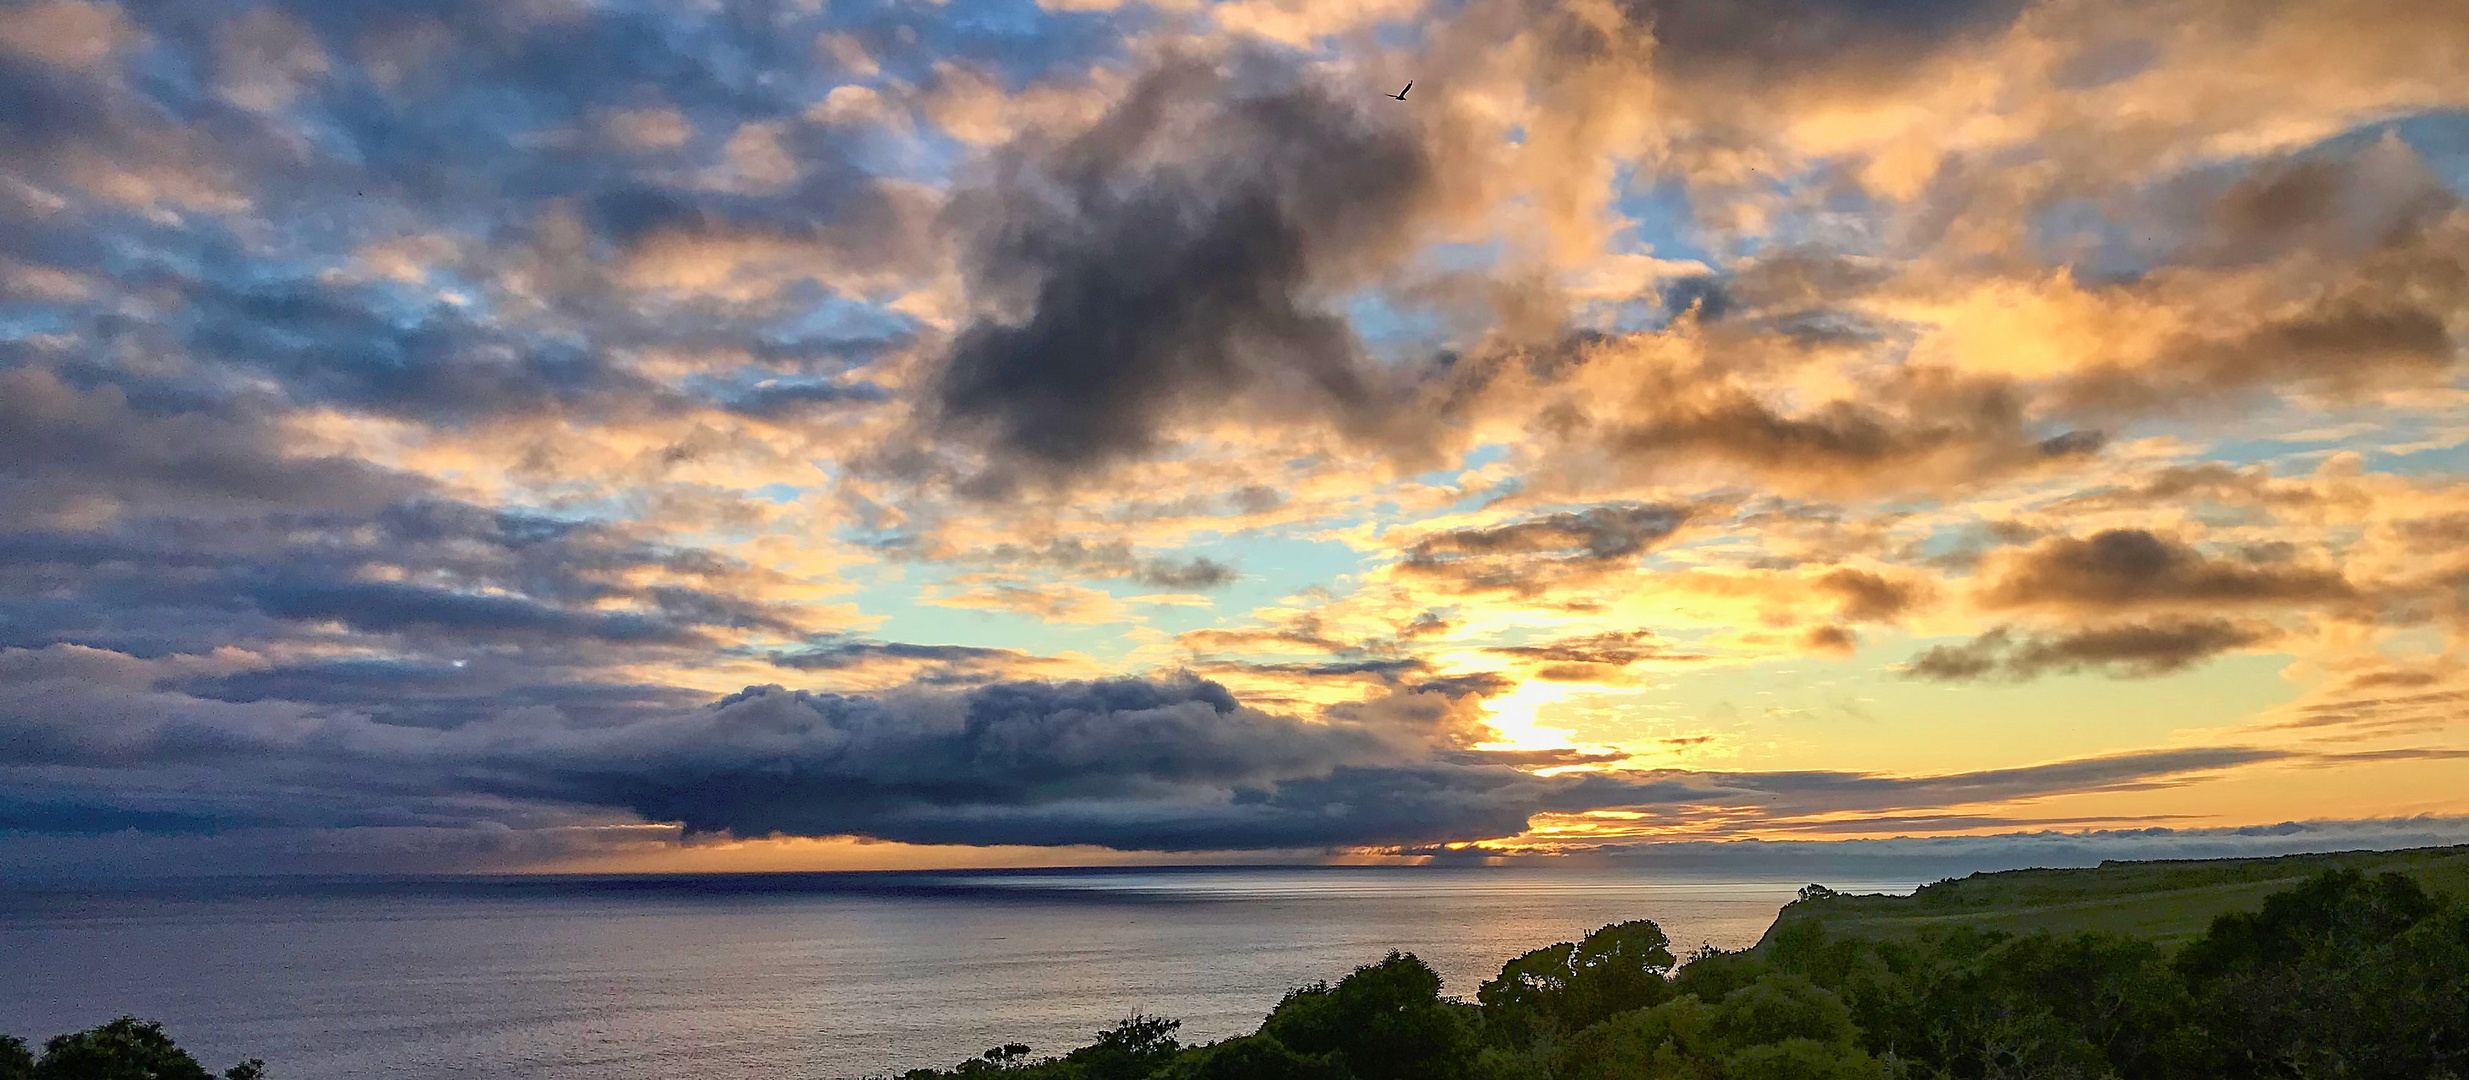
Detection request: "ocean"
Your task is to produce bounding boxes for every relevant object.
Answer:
[0,867,1918,1079]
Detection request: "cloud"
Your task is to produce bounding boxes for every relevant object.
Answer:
[179,657,704,731]
[1572,815,2469,878]
[5,646,2385,864]
[1410,503,1691,562]
[947,537,1240,589]
[1193,657,1433,682]
[1398,503,1691,593]
[1814,568,1924,622]
[1802,624,1859,657]
[1486,629,1669,665]
[0,365,423,528]
[244,578,710,645]
[770,636,1075,687]
[1419,330,2108,498]
[1709,745,2294,815]
[2056,290,2465,416]
[926,55,1432,489]
[1485,629,1697,681]
[1977,529,2357,612]
[0,470,812,659]
[923,575,1134,624]
[2046,463,2330,515]
[0,653,2348,859]
[0,1,137,69]
[1904,619,2277,681]
[1596,374,2103,491]
[1,0,2465,875]
[1625,0,2032,80]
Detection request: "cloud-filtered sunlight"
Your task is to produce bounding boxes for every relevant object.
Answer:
[3,0,2467,876]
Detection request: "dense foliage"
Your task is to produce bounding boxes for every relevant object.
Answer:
[0,1019,261,1080]
[886,869,2469,1080]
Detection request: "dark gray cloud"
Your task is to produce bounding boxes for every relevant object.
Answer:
[958,537,1240,590]
[511,714,2306,850]
[1411,672,1519,699]
[1619,0,2031,80]
[246,578,704,644]
[1980,529,2357,612]
[179,658,702,730]
[0,365,424,529]
[500,676,1403,843]
[1138,556,1241,590]
[0,476,803,660]
[1904,619,2276,682]
[0,659,2337,857]
[1399,503,1692,595]
[927,56,1431,488]
[178,278,654,424]
[1659,275,1734,320]
[0,0,949,443]
[0,360,691,662]
[1411,504,1690,562]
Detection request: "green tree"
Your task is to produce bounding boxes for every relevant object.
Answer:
[2174,869,2464,1080]
[2,1035,33,1080]
[1477,942,1576,1048]
[1670,945,1771,1007]
[1060,1016,1181,1080]
[28,1018,262,1080]
[1564,921,1677,1030]
[952,1043,1034,1073]
[1719,1038,1883,1080]
[1553,994,1719,1080]
[1270,952,1474,1080]
[1478,920,1676,1046]
[1708,974,1860,1051]
[2175,868,2438,984]
[1176,1036,1346,1080]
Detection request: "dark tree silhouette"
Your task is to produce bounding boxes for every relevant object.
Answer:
[13,1019,261,1080]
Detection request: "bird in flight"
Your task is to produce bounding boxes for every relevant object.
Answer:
[1388,81,1412,101]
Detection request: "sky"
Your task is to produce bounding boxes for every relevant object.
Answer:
[2,0,2467,876]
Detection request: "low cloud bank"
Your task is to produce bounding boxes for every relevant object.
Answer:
[1570,816,2469,886]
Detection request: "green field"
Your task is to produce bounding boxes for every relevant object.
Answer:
[1758,843,2469,949]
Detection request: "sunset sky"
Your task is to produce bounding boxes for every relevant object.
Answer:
[3,0,2467,875]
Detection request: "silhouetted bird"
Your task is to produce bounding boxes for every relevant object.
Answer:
[1388,82,1412,101]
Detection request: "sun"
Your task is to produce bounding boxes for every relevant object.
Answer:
[1471,679,1585,754]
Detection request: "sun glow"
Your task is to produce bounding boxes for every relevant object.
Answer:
[1475,680,1586,753]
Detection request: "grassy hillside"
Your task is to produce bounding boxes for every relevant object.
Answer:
[1759,843,2469,949]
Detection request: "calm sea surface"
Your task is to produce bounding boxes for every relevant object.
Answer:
[0,867,1917,1079]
